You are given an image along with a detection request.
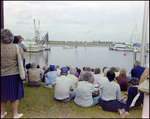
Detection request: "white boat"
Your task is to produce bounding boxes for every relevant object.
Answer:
[63,45,74,49]
[22,40,43,53]
[109,42,137,52]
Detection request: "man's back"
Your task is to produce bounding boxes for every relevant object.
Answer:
[131,66,145,80]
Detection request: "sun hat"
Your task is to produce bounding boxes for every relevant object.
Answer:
[61,67,68,74]
[18,35,24,41]
[49,65,55,70]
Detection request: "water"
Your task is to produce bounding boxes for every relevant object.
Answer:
[25,46,149,74]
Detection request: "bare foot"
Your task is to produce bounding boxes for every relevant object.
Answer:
[125,111,129,115]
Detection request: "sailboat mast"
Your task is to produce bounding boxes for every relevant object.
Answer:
[140,1,149,67]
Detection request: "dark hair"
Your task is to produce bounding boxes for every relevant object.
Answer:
[26,63,31,69]
[66,67,70,70]
[37,64,40,68]
[83,67,85,71]
[107,70,115,82]
[13,36,20,44]
[77,68,81,75]
[128,77,139,85]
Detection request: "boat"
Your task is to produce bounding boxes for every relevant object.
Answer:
[23,20,51,52]
[63,45,74,49]
[22,40,43,53]
[109,42,138,52]
[38,32,51,50]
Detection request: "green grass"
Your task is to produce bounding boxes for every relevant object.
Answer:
[4,82,142,118]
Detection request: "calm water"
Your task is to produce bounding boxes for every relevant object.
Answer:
[25,46,149,74]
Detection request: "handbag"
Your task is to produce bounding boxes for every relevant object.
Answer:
[138,79,149,93]
[16,44,25,80]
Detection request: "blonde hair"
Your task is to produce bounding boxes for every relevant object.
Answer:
[94,68,101,74]
[84,67,92,71]
[104,68,110,76]
[120,68,127,75]
[42,66,47,70]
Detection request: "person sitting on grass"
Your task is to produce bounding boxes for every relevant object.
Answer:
[74,71,100,107]
[44,64,59,88]
[116,68,129,103]
[52,67,76,103]
[67,67,78,91]
[118,77,144,118]
[27,62,43,87]
[99,70,125,112]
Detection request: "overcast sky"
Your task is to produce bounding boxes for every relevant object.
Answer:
[4,1,149,43]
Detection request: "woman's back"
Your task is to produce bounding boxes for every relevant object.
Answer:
[1,44,23,76]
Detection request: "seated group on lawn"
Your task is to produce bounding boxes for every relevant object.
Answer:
[22,60,149,118]
[2,29,148,119]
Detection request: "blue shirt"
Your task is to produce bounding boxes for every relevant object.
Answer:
[131,66,145,80]
[45,71,59,84]
[99,81,121,101]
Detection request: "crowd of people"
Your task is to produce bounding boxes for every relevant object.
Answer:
[1,29,149,118]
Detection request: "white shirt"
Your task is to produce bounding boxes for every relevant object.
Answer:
[52,75,74,100]
[74,81,94,107]
[67,74,78,91]
[93,73,103,85]
[99,81,121,101]
[98,76,109,86]
[56,68,61,75]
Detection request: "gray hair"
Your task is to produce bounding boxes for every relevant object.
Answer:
[31,62,37,68]
[104,68,110,76]
[82,71,93,81]
[133,60,141,67]
[1,29,14,44]
[70,67,77,75]
[128,77,139,85]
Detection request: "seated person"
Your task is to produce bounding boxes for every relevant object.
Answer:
[52,67,76,103]
[67,67,78,91]
[74,71,100,107]
[25,63,31,82]
[118,77,144,118]
[27,62,43,87]
[99,70,125,112]
[116,68,129,103]
[44,65,59,88]
[41,66,47,82]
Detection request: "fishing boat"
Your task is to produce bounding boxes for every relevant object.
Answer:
[38,32,51,50]
[63,45,74,49]
[22,40,43,53]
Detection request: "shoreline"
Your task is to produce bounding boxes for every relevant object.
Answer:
[49,42,109,47]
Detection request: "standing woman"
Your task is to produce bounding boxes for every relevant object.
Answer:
[1,29,24,118]
[138,63,149,118]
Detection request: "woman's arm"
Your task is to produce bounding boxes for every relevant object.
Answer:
[139,67,149,85]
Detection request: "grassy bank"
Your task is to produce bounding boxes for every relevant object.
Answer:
[49,41,109,47]
[4,82,142,118]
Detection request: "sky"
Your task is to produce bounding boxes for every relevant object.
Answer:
[4,1,149,43]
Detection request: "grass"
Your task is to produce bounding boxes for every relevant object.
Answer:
[4,82,143,118]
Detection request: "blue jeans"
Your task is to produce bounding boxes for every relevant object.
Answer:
[99,98,125,112]
[54,91,76,103]
[90,96,100,107]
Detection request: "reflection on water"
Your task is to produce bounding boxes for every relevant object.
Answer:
[25,46,149,74]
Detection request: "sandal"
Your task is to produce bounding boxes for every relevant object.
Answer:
[1,112,7,118]
[118,109,125,118]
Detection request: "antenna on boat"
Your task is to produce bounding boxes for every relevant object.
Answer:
[33,19,37,43]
